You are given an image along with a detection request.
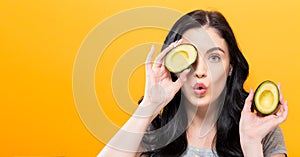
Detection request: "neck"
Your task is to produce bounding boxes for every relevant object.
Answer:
[182,90,226,149]
[183,98,218,149]
[183,97,222,138]
[185,103,208,128]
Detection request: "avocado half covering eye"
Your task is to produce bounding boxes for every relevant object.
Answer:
[253,80,279,115]
[164,43,198,73]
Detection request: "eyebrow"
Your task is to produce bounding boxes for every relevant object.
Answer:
[206,47,225,54]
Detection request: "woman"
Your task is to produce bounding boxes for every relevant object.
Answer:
[98,10,288,157]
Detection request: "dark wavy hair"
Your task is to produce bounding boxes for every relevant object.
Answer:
[140,10,249,157]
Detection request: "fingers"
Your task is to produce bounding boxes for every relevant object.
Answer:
[173,68,191,92]
[275,82,288,123]
[146,39,184,69]
[276,82,287,116]
[146,45,156,63]
[266,100,288,127]
[264,83,288,126]
[278,82,285,105]
[243,88,254,113]
[154,39,183,66]
[145,45,156,75]
[281,100,288,122]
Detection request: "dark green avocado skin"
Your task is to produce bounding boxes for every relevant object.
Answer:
[251,80,280,116]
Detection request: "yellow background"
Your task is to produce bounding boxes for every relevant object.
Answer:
[1,0,299,156]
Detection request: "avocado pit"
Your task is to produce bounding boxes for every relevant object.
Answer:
[253,80,279,116]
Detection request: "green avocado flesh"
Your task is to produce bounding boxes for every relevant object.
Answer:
[254,80,279,115]
[164,44,198,73]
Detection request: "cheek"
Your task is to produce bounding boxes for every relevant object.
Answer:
[208,62,228,78]
[208,63,228,93]
[180,83,191,100]
[180,73,195,95]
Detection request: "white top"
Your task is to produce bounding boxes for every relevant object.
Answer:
[182,146,217,157]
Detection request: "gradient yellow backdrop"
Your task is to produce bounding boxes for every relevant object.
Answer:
[1,0,299,157]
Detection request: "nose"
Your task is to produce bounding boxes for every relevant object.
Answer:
[193,55,207,79]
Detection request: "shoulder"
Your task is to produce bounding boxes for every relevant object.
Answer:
[262,126,287,157]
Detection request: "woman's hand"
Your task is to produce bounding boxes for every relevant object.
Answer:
[138,39,190,117]
[239,83,288,156]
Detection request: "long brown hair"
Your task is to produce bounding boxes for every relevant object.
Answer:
[141,10,249,156]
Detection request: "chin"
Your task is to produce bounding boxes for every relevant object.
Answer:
[188,95,211,107]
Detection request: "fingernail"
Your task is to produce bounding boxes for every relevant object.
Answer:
[175,40,180,46]
[186,68,191,73]
[181,68,190,75]
[151,44,156,51]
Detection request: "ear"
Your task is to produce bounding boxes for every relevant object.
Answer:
[228,65,233,76]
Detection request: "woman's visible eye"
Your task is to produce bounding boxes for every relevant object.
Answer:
[208,54,221,63]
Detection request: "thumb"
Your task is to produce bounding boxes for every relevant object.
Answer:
[173,68,191,92]
[243,88,254,113]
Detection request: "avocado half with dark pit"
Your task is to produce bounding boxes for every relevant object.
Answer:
[164,43,198,73]
[253,80,279,116]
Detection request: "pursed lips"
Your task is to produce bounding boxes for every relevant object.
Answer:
[193,83,208,96]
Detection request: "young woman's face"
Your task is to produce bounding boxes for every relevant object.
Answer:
[180,26,231,107]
